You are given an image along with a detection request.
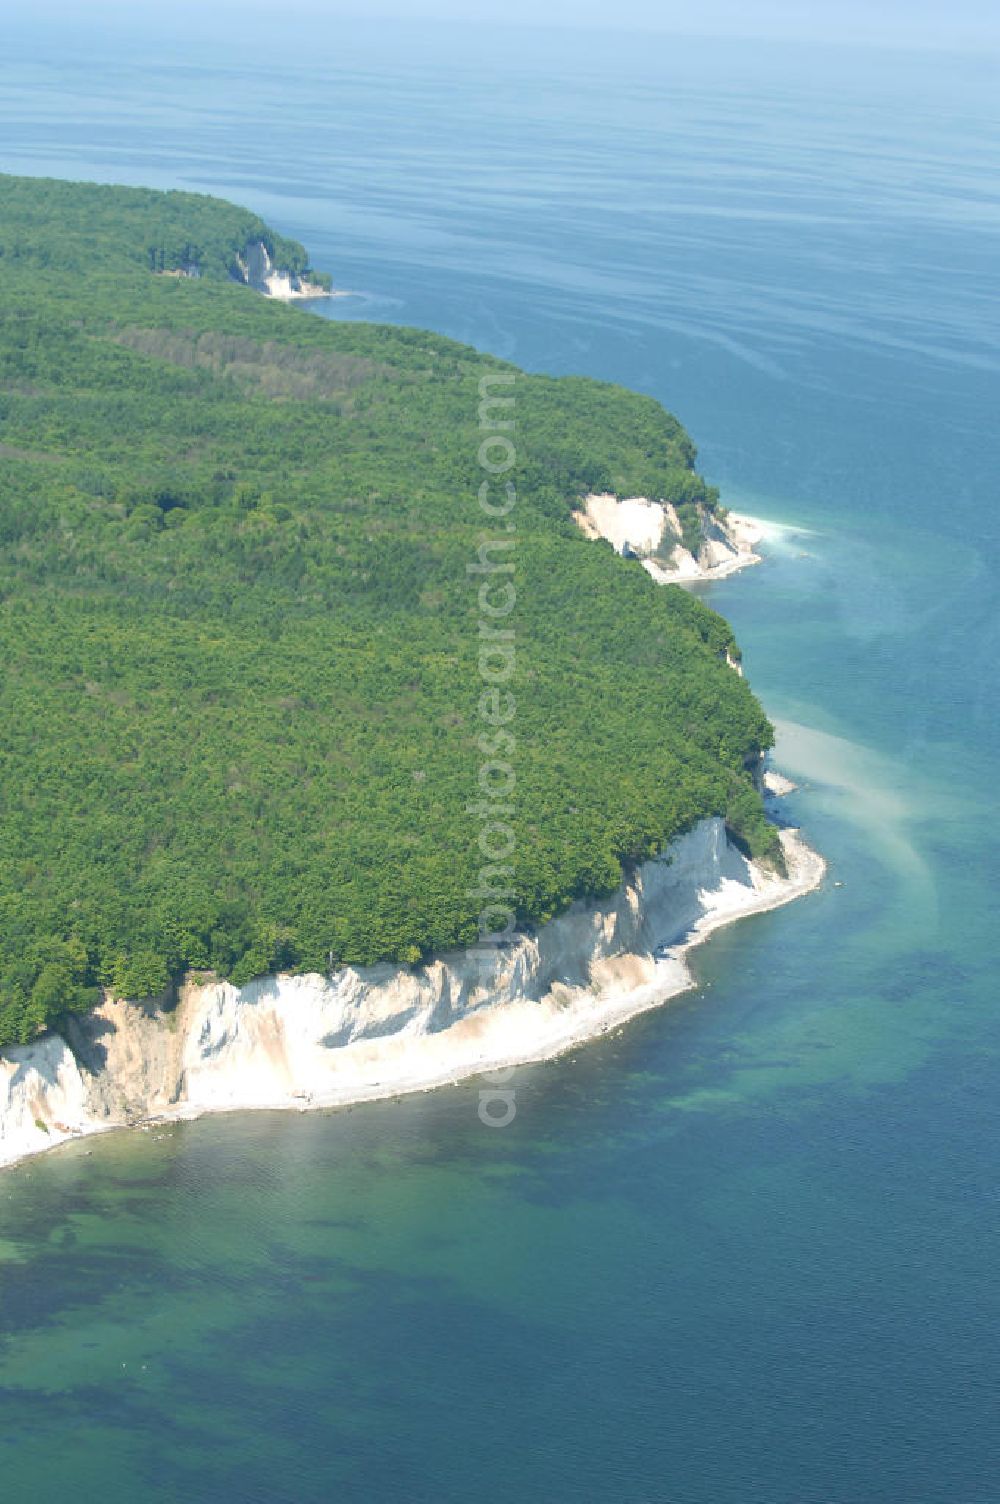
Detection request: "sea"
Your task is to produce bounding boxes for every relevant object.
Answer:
[1,15,998,1502]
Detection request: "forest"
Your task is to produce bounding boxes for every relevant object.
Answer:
[0,174,777,1048]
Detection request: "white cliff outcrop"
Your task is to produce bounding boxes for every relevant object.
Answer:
[232,240,331,300]
[1,816,823,1169]
[574,493,765,584]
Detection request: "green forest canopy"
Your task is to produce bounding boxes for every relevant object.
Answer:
[0,173,778,1049]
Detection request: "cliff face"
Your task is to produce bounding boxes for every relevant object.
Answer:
[574,493,763,584]
[0,817,820,1168]
[231,240,329,300]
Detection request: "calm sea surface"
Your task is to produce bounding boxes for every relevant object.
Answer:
[1,19,999,1502]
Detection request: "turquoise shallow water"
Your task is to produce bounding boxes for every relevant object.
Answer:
[2,18,999,1502]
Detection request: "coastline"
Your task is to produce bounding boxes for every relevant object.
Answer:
[232,239,339,301]
[154,824,825,1123]
[0,812,824,1172]
[644,510,768,585]
[0,500,825,1174]
[574,492,776,585]
[263,277,342,302]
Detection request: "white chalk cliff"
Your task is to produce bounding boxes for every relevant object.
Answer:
[574,493,764,584]
[0,816,823,1168]
[232,240,330,300]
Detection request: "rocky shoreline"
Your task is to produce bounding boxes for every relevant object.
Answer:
[0,805,824,1171]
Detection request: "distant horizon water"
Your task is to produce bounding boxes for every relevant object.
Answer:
[1,19,999,1503]
[12,3,1000,58]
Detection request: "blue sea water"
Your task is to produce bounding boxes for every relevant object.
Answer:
[1,17,999,1502]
